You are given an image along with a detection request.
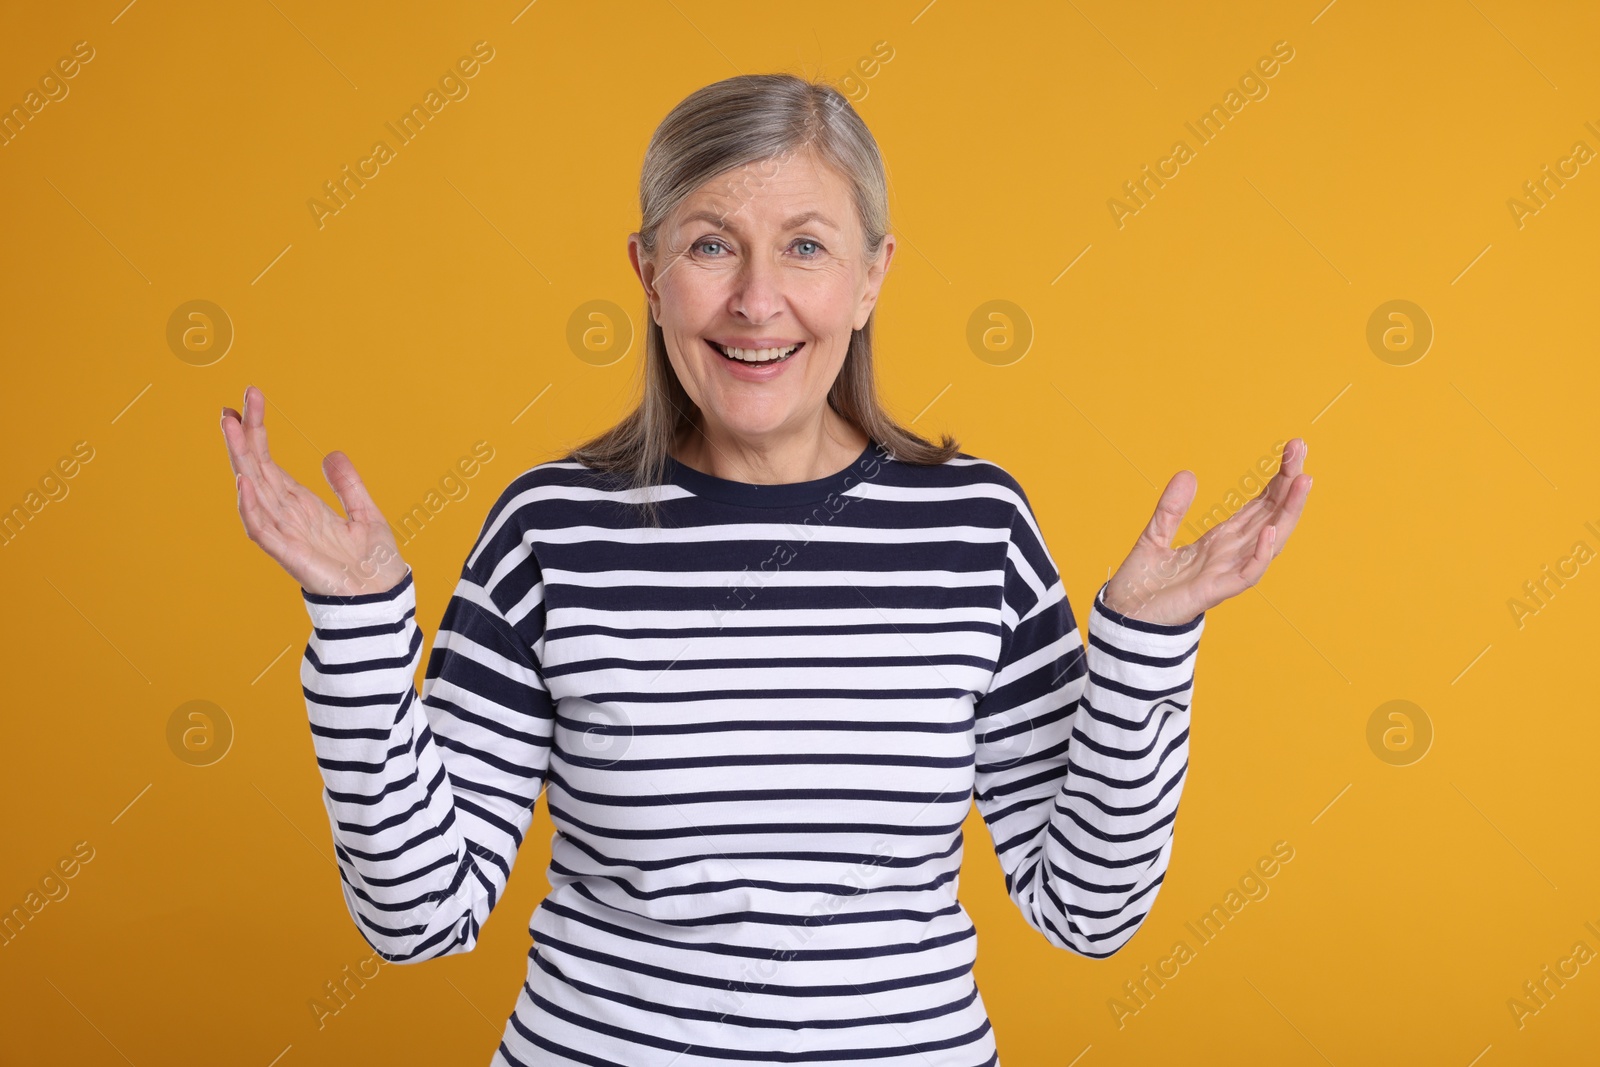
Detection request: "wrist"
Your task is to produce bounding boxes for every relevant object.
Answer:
[300,548,409,598]
[1096,578,1203,629]
[302,564,412,603]
[1097,575,1148,618]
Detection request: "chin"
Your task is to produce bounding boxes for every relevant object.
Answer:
[710,411,793,439]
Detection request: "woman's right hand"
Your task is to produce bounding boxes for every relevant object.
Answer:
[221,385,410,597]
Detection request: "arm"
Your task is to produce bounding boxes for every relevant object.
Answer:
[300,536,555,963]
[972,497,1204,958]
[302,545,555,963]
[219,384,554,964]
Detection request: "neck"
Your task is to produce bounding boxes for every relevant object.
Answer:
[672,411,869,485]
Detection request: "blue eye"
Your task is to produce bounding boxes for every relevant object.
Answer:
[693,237,823,258]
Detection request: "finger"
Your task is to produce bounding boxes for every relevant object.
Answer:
[322,450,385,524]
[221,407,263,484]
[237,470,285,555]
[1262,438,1307,509]
[1235,523,1275,588]
[241,385,297,503]
[224,406,290,514]
[242,385,280,478]
[228,419,304,536]
[1263,472,1312,551]
[1142,470,1197,550]
[1245,438,1298,510]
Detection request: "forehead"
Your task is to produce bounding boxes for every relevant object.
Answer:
[672,147,853,231]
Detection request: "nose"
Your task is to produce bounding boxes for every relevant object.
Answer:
[728,248,783,323]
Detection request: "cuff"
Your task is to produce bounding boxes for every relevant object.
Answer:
[302,568,415,629]
[1090,578,1205,652]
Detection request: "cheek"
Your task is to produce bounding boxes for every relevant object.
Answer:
[805,274,864,330]
[666,338,723,402]
[799,299,856,354]
[663,288,725,342]
[663,335,700,382]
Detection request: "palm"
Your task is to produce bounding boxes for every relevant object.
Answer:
[221,386,408,596]
[1104,438,1312,625]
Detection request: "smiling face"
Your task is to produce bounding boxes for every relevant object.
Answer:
[629,145,894,460]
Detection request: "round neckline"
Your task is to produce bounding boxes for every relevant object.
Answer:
[664,438,886,508]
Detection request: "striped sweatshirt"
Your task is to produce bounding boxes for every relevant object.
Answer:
[299,437,1206,1066]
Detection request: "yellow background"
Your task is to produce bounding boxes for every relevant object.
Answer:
[3,1,1597,1063]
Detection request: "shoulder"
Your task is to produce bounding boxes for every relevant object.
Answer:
[845,447,1049,562]
[946,450,1034,507]
[463,452,638,574]
[937,454,1062,587]
[863,445,1036,520]
[911,448,1054,560]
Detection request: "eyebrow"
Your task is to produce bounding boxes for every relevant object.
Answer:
[677,209,839,234]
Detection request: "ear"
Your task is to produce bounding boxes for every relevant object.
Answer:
[853,233,895,331]
[627,233,659,324]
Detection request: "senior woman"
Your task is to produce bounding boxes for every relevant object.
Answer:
[221,74,1310,1066]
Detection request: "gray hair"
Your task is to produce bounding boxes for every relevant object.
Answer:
[566,72,958,526]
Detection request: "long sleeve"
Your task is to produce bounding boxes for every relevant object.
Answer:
[972,496,1205,958]
[298,535,555,964]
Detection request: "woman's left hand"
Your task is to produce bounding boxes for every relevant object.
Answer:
[1101,438,1313,626]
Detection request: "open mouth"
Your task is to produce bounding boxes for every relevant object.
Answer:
[707,339,805,365]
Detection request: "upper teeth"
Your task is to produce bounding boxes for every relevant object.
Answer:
[718,343,800,362]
